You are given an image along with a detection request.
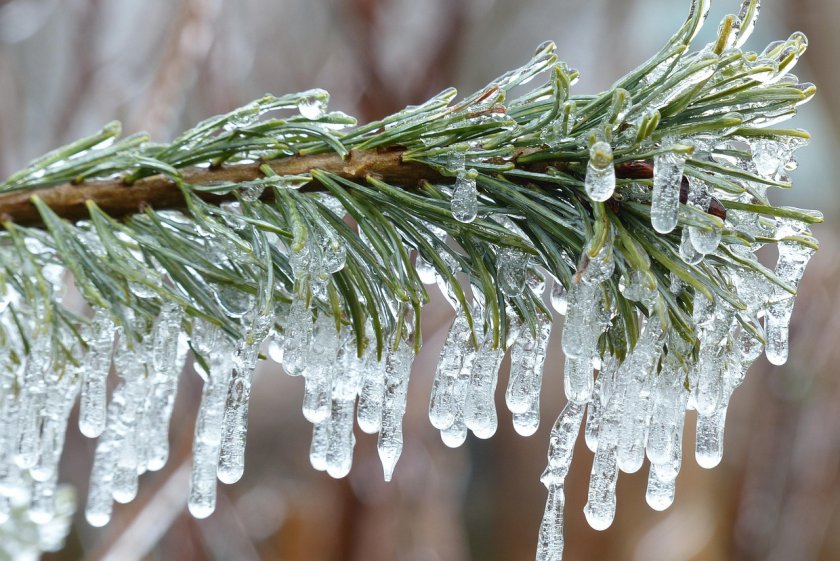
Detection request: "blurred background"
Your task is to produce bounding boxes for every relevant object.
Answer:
[1,0,839,559]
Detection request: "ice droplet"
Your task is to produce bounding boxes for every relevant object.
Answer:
[298,95,327,120]
[451,170,478,223]
[584,142,616,202]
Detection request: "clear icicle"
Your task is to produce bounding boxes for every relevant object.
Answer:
[309,420,329,471]
[218,311,271,485]
[431,311,473,428]
[497,248,530,297]
[451,170,478,223]
[696,406,727,469]
[506,317,552,415]
[358,349,387,434]
[543,402,585,485]
[584,141,616,202]
[378,343,414,482]
[585,359,616,452]
[535,484,565,561]
[583,440,619,531]
[679,227,703,264]
[188,328,234,519]
[765,234,816,365]
[281,297,314,376]
[464,341,505,439]
[513,398,541,437]
[563,355,594,405]
[301,315,340,423]
[613,319,662,474]
[79,309,115,438]
[146,304,187,471]
[651,150,687,234]
[561,281,600,360]
[441,411,468,448]
[325,339,364,479]
[646,466,676,511]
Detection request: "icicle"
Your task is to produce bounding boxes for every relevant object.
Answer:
[146,304,187,471]
[583,440,619,531]
[86,331,149,528]
[217,313,271,485]
[15,340,50,470]
[651,150,687,234]
[563,355,594,405]
[646,466,676,511]
[357,351,386,436]
[440,411,468,448]
[584,141,616,202]
[614,318,662,474]
[646,361,688,471]
[696,406,727,468]
[431,311,473,428]
[79,309,116,438]
[561,281,600,360]
[513,399,541,437]
[684,177,721,255]
[679,227,703,264]
[31,368,78,483]
[585,359,616,452]
[188,325,235,519]
[544,402,585,484]
[497,247,530,297]
[451,169,478,223]
[309,420,329,471]
[464,340,505,439]
[324,338,363,478]
[282,297,314,376]
[301,315,340,422]
[506,317,552,415]
[535,484,565,561]
[378,342,414,481]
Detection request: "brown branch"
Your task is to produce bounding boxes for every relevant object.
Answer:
[0,148,447,227]
[0,148,725,228]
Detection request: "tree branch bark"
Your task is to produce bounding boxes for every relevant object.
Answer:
[0,148,447,227]
[0,148,724,228]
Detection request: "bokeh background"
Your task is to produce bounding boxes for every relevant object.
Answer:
[1,0,839,560]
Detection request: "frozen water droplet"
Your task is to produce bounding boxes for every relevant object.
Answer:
[584,142,616,202]
[298,95,327,120]
[451,170,478,223]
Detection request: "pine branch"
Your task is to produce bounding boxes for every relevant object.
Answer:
[0,1,825,559]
